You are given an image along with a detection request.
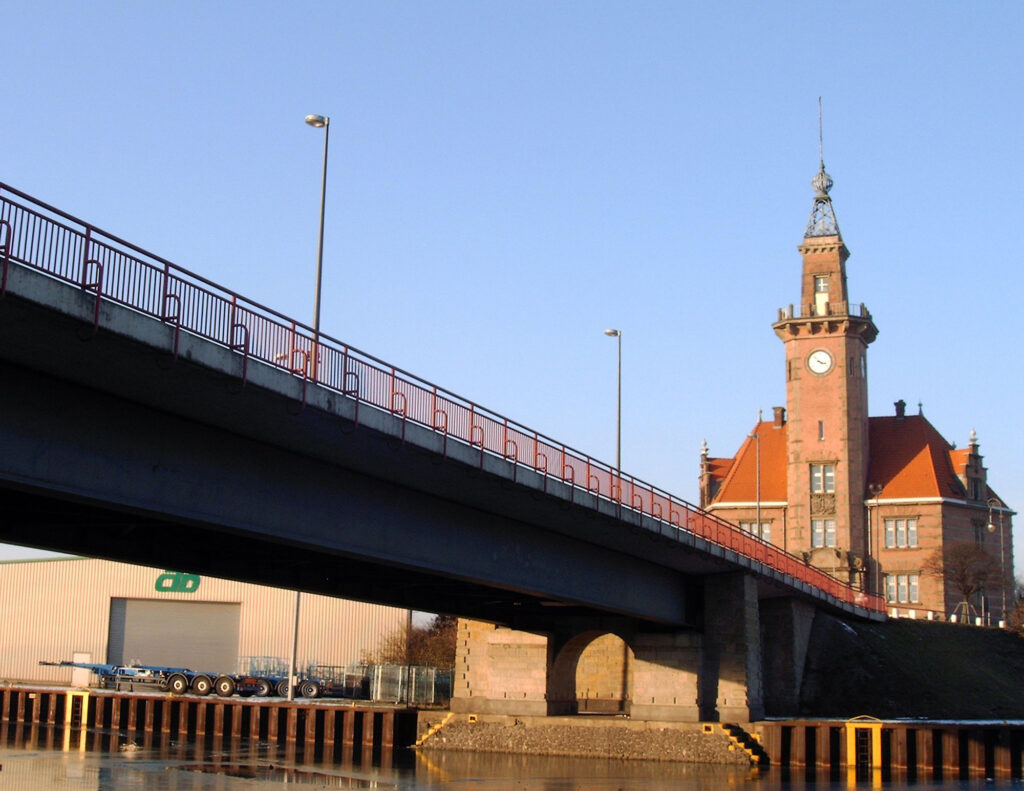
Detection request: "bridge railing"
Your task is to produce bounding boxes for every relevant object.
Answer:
[0,182,884,614]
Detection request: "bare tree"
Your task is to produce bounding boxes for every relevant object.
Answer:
[362,614,457,668]
[1007,579,1024,637]
[1008,602,1024,637]
[922,541,1004,618]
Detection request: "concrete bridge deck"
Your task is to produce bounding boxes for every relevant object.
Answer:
[0,182,885,723]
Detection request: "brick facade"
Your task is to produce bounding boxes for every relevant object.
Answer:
[701,164,1015,623]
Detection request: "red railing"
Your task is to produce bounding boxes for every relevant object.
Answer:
[0,182,884,614]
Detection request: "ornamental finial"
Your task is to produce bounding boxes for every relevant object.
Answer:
[812,162,833,197]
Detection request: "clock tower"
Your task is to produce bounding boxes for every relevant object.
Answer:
[772,160,878,585]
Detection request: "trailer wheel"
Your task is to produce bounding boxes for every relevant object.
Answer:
[215,675,236,697]
[191,674,213,696]
[168,673,189,695]
[276,679,290,698]
[300,680,320,699]
[255,678,273,697]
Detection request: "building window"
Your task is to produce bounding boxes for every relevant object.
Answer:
[739,522,771,543]
[974,520,986,544]
[883,518,918,548]
[885,573,920,604]
[818,420,825,441]
[810,464,835,493]
[811,519,836,548]
[860,355,867,377]
[814,276,829,293]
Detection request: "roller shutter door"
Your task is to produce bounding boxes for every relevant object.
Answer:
[107,598,240,672]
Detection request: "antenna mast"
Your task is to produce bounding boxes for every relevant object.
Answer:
[818,96,824,166]
[806,97,839,236]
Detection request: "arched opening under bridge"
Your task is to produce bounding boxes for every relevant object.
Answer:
[548,630,633,716]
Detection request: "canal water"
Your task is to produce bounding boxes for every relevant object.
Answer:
[0,724,1019,791]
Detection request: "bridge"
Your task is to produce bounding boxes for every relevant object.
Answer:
[0,182,883,722]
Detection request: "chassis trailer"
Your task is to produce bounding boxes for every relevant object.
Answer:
[39,661,282,697]
[39,660,201,693]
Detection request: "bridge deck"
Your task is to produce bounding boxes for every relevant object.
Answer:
[0,182,884,623]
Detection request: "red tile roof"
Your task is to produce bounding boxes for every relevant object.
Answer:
[867,415,966,499]
[708,414,970,504]
[709,420,788,503]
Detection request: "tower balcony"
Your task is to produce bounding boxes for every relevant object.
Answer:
[773,301,878,344]
[776,301,872,321]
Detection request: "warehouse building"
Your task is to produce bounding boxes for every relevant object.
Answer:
[0,556,409,684]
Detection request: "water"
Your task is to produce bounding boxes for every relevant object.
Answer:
[0,724,1020,791]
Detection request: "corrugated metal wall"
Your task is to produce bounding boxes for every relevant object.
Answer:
[0,557,409,683]
[108,599,241,670]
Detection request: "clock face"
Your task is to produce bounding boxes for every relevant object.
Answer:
[807,349,833,375]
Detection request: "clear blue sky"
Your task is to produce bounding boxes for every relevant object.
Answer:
[2,2,1022,574]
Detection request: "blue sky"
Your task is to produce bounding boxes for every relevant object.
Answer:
[2,2,1023,574]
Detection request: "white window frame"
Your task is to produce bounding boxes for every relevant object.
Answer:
[739,521,771,543]
[811,519,836,548]
[883,518,918,548]
[885,573,920,603]
[811,464,835,494]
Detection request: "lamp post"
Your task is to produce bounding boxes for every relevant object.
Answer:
[603,329,622,473]
[286,586,300,702]
[987,496,1006,623]
[869,483,883,596]
[287,114,330,701]
[747,411,761,539]
[305,113,330,381]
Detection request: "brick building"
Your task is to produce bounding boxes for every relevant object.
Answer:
[699,159,1014,623]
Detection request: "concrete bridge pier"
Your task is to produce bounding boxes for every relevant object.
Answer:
[759,596,817,716]
[452,620,550,717]
[451,572,767,723]
[698,572,765,723]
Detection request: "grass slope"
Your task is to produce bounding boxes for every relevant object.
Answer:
[799,614,1024,720]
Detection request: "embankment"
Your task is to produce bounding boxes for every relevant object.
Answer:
[800,614,1024,718]
[416,714,751,764]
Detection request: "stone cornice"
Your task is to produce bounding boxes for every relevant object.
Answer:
[707,501,788,509]
[797,236,848,259]
[865,496,1016,515]
[772,313,878,344]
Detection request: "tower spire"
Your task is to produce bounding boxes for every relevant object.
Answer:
[805,97,840,238]
[819,95,825,169]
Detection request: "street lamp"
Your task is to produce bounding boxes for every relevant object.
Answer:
[868,483,884,596]
[603,329,621,473]
[747,410,761,540]
[305,113,330,381]
[987,496,1006,623]
[287,114,330,701]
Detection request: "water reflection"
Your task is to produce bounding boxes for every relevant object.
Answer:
[413,749,756,790]
[2,722,399,789]
[1,723,1021,791]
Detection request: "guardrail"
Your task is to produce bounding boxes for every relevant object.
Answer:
[0,181,884,614]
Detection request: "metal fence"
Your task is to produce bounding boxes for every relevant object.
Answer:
[239,656,290,677]
[307,663,370,699]
[0,181,884,614]
[369,665,453,705]
[238,657,451,703]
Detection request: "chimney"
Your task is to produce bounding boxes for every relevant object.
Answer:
[894,399,906,420]
[773,406,786,428]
